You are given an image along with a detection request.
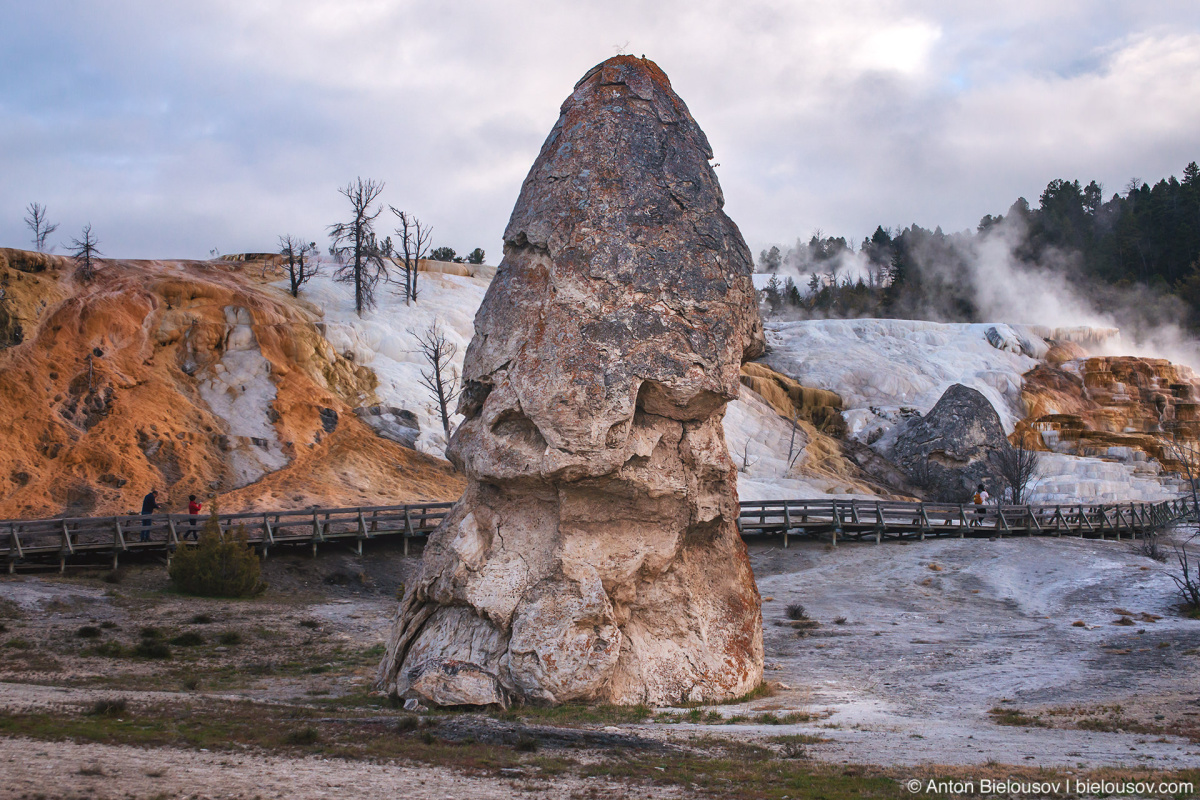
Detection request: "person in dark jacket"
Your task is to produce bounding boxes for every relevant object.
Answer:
[140,489,161,542]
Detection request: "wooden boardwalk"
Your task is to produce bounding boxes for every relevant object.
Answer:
[0,497,1192,571]
[738,498,1193,547]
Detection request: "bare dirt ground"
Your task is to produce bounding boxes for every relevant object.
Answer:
[1,534,1198,798]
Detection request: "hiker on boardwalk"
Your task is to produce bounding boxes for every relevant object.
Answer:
[187,495,202,540]
[140,489,161,542]
[971,483,989,526]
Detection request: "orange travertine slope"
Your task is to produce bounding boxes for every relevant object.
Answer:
[1019,355,1200,471]
[0,248,463,519]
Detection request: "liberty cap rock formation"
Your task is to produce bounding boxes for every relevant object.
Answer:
[378,55,766,707]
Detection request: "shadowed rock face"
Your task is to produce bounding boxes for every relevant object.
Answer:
[889,384,1009,502]
[378,56,765,707]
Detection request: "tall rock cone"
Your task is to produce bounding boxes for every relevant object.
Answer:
[378,56,765,707]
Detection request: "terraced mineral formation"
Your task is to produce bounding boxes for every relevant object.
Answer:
[379,56,765,707]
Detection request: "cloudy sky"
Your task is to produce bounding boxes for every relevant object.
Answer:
[3,1,1199,262]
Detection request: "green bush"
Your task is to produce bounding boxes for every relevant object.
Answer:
[170,632,204,647]
[133,640,172,659]
[168,509,264,598]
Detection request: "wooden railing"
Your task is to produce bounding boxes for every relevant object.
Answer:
[0,497,1192,570]
[736,498,1193,547]
[0,502,455,571]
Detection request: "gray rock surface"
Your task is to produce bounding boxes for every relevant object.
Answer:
[378,55,765,708]
[887,383,1008,502]
[354,405,419,449]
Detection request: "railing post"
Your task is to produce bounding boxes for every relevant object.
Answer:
[404,507,414,557]
[782,501,791,550]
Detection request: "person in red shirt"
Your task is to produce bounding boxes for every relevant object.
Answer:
[187,495,202,540]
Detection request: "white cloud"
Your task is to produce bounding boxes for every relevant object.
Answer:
[0,2,1197,260]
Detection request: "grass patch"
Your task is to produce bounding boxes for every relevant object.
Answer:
[4,637,33,649]
[769,733,831,745]
[513,734,538,752]
[133,640,172,659]
[188,613,214,625]
[494,702,652,726]
[100,621,118,630]
[87,698,128,717]
[76,625,102,639]
[218,631,243,646]
[87,640,127,658]
[169,632,205,647]
[139,626,164,640]
[988,707,1045,727]
[283,726,320,746]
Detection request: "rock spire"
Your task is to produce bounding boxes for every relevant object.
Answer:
[378,56,765,706]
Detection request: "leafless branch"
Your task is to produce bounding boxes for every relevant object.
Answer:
[328,177,389,316]
[391,208,431,305]
[279,235,320,297]
[410,322,460,439]
[69,224,102,282]
[24,202,59,253]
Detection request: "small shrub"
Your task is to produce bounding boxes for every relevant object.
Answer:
[218,631,242,646]
[833,616,847,625]
[87,698,127,716]
[1071,620,1087,628]
[133,640,172,659]
[284,726,320,745]
[182,676,200,690]
[988,707,1044,727]
[299,619,320,629]
[1113,616,1136,626]
[90,640,126,658]
[168,508,264,598]
[100,621,118,630]
[759,712,781,724]
[139,627,163,640]
[170,632,204,647]
[188,613,214,625]
[4,638,32,649]
[0,623,7,633]
[102,570,123,584]
[785,603,808,621]
[514,735,539,752]
[396,715,418,733]
[78,763,105,776]
[77,625,102,639]
[419,730,436,744]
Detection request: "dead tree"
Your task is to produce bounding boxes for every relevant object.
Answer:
[1162,422,1200,520]
[328,178,389,316]
[391,208,431,304]
[1170,533,1200,612]
[69,224,102,281]
[411,322,460,438]
[990,431,1042,504]
[278,235,319,297]
[24,202,59,252]
[785,409,803,471]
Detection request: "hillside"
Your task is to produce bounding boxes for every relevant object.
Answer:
[0,249,463,518]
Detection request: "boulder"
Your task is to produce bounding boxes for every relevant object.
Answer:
[887,384,1008,502]
[378,56,765,708]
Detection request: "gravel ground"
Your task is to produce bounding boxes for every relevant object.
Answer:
[2,533,1199,798]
